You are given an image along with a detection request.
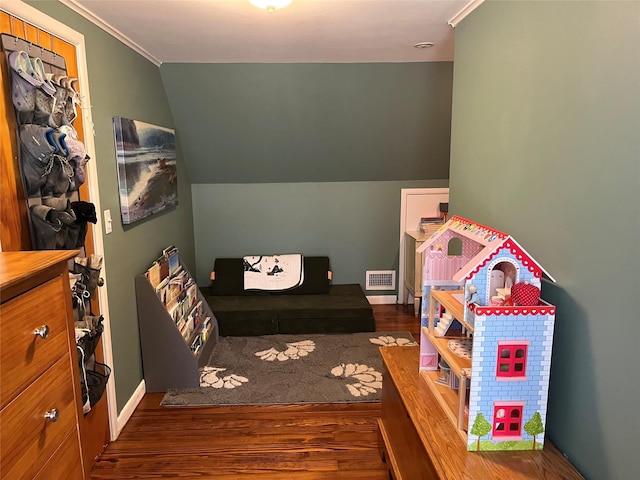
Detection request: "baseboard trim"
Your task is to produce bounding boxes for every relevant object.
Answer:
[114,380,146,440]
[367,294,397,305]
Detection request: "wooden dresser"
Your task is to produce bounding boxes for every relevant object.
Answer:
[378,346,584,480]
[1,251,87,479]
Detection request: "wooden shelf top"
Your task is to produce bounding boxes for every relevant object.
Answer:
[431,289,472,332]
[405,225,442,242]
[0,250,77,286]
[422,329,472,377]
[0,250,78,302]
[380,346,584,480]
[420,370,469,438]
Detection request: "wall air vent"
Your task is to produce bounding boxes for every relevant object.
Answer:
[366,270,396,290]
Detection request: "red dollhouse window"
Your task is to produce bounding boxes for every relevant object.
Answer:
[493,404,523,438]
[496,342,528,378]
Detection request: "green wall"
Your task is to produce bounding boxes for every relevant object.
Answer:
[160,63,453,293]
[15,4,453,413]
[160,62,453,183]
[450,1,640,478]
[192,180,447,292]
[27,2,196,413]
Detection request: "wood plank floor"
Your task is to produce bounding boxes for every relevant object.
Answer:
[91,303,420,479]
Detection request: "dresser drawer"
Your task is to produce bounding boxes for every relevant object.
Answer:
[1,356,78,480]
[0,277,70,408]
[33,430,84,480]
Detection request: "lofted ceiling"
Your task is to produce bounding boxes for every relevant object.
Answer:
[60,0,482,65]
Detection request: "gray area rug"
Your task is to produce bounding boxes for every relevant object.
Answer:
[161,332,417,406]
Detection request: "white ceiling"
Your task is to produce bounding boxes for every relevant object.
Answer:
[61,0,482,65]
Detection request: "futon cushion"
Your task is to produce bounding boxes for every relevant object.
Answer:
[205,284,376,336]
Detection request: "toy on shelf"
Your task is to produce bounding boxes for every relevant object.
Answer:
[416,216,556,452]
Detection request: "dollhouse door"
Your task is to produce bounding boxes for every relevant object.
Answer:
[490,270,505,297]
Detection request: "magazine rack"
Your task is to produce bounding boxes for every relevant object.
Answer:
[135,256,218,392]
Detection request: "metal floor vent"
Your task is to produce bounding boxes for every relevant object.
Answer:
[366,270,396,290]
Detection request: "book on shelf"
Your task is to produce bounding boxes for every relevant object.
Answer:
[165,246,180,277]
[167,301,180,324]
[189,318,213,357]
[190,334,202,354]
[419,216,445,233]
[158,256,170,283]
[145,246,214,357]
[190,300,203,327]
[169,266,186,284]
[419,216,444,225]
[146,262,161,289]
[155,277,171,305]
[186,282,198,309]
[148,247,189,307]
[201,318,212,342]
[167,270,187,303]
[180,298,191,324]
[180,314,195,341]
[162,245,177,257]
[176,316,186,332]
[147,254,170,291]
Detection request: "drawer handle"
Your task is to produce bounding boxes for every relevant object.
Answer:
[34,325,50,339]
[44,408,59,422]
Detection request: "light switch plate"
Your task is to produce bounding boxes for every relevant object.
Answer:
[104,209,112,234]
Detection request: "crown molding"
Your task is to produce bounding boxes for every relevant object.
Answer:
[59,0,161,66]
[449,0,485,28]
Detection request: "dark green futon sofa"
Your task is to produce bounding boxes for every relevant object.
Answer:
[205,256,375,336]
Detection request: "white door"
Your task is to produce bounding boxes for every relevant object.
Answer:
[398,188,449,304]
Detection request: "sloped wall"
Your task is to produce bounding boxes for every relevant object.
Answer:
[160,63,453,183]
[161,63,453,291]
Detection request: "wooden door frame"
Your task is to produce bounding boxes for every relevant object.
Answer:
[2,0,118,441]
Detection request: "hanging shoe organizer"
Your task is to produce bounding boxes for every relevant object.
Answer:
[2,33,110,412]
[73,254,110,414]
[2,33,97,252]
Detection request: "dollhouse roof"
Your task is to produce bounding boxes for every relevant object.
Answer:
[416,216,555,283]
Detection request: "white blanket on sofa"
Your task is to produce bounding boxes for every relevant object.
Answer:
[243,254,304,291]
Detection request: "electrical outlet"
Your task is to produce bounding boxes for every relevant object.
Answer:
[104,209,112,234]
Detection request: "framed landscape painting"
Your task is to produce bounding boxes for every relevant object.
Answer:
[113,117,178,225]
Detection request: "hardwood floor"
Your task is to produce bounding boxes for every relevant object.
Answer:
[91,303,420,479]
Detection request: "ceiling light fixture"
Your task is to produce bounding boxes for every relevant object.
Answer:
[414,42,435,49]
[249,0,292,13]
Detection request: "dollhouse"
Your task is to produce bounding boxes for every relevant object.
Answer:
[416,216,556,451]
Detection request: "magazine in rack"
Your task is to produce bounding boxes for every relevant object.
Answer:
[145,246,213,356]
